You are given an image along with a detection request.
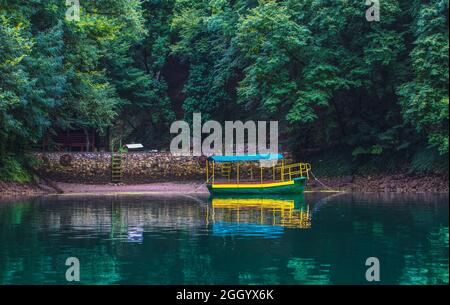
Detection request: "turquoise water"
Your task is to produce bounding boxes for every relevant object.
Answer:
[0,193,448,285]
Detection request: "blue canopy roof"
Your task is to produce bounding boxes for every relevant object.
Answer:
[207,154,283,163]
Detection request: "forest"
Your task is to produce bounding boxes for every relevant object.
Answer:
[0,0,448,182]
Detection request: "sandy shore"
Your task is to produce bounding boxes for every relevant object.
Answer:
[43,174,450,195]
[55,181,209,194]
[54,173,448,195]
[0,181,54,197]
[1,173,448,199]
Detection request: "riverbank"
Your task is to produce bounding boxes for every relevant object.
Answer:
[0,181,54,199]
[54,173,449,194]
[1,173,448,198]
[55,181,208,194]
[308,174,449,193]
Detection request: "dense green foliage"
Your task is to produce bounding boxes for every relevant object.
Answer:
[0,0,448,181]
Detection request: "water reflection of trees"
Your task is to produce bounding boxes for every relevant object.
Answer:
[305,193,449,284]
[0,195,210,284]
[0,193,448,284]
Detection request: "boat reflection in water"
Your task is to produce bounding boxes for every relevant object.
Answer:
[208,195,311,238]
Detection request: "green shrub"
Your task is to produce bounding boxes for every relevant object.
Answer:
[302,148,354,177]
[410,148,449,175]
[353,150,411,175]
[301,146,443,177]
[0,156,33,183]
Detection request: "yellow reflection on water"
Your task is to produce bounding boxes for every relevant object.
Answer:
[210,196,311,229]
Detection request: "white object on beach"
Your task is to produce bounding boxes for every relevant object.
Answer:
[125,144,144,149]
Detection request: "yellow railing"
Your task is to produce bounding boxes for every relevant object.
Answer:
[220,162,232,181]
[206,160,312,183]
[276,162,311,181]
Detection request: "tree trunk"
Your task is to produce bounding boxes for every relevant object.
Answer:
[331,98,347,139]
[84,128,90,152]
[106,126,111,152]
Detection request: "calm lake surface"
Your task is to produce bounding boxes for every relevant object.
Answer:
[0,193,448,285]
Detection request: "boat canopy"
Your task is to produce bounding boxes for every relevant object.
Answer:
[207,154,283,163]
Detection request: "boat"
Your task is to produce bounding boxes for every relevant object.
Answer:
[205,154,311,195]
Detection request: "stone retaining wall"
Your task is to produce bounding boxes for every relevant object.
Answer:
[34,152,206,184]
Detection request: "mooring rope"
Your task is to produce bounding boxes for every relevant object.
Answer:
[311,191,347,215]
[180,193,207,204]
[309,170,341,192]
[194,175,213,192]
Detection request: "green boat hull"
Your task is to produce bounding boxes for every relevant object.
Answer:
[207,177,307,195]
